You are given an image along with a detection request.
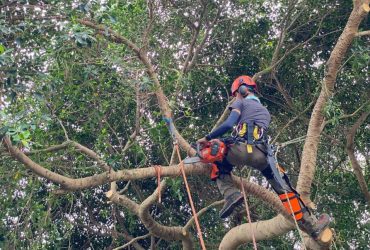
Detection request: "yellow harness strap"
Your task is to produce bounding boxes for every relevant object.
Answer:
[239,124,261,153]
[247,144,253,153]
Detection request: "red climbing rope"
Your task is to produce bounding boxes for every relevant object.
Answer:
[163,117,206,249]
[175,144,207,250]
[240,175,258,250]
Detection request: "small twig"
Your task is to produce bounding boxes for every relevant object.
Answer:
[272,72,293,108]
[118,181,131,195]
[104,119,123,150]
[121,131,137,155]
[275,135,307,149]
[183,200,224,231]
[337,53,356,73]
[25,141,72,155]
[322,100,370,127]
[211,98,234,131]
[255,14,327,81]
[355,30,370,36]
[272,99,315,143]
[113,233,151,250]
[181,3,208,75]
[185,0,226,73]
[71,141,111,171]
[45,101,69,140]
[346,109,370,205]
[52,189,70,195]
[57,118,69,140]
[142,0,155,49]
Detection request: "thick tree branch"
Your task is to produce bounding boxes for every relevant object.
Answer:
[296,1,369,205]
[232,175,291,219]
[346,109,370,205]
[219,215,294,249]
[4,135,207,190]
[138,180,195,249]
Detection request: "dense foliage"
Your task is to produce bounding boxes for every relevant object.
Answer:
[0,0,369,249]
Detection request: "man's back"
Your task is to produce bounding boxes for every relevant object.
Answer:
[230,98,271,130]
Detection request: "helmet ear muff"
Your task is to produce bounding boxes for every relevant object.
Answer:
[238,85,248,96]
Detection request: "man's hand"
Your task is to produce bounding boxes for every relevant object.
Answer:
[197,137,208,145]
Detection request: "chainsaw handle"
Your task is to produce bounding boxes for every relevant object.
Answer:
[196,141,211,158]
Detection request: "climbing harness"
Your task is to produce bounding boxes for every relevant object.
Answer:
[164,117,207,250]
[265,142,292,192]
[267,138,316,247]
[234,122,264,154]
[231,129,312,246]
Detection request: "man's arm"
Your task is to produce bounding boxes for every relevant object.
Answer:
[197,109,240,144]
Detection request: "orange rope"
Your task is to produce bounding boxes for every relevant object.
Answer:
[175,144,207,250]
[240,176,258,250]
[153,165,162,203]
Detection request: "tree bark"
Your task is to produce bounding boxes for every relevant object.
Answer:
[219,215,293,249]
[346,109,370,205]
[296,0,369,205]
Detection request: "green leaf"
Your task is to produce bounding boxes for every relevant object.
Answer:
[21,140,29,147]
[21,130,31,139]
[0,44,5,54]
[12,134,21,142]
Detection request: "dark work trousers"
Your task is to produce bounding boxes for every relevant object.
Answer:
[215,141,329,236]
[216,141,269,198]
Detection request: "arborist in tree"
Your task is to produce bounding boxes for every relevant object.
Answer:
[196,75,330,239]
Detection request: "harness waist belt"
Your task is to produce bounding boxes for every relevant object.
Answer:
[237,123,264,142]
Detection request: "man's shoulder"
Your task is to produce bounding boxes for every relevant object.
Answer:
[244,98,262,106]
[229,98,243,109]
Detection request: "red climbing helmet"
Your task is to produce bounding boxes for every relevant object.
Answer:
[231,75,257,96]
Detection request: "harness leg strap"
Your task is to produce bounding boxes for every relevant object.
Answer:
[261,143,291,194]
[261,166,291,194]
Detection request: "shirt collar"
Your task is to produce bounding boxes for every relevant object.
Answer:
[245,95,261,103]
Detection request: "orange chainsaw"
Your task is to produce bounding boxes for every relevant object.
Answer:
[183,139,227,180]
